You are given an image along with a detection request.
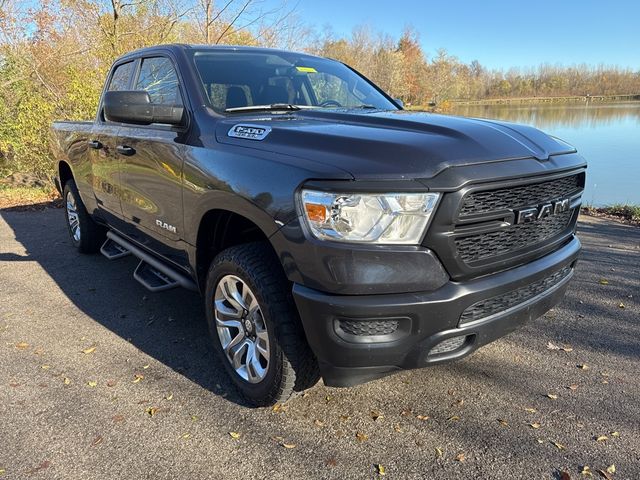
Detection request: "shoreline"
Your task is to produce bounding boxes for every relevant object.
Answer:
[451,94,640,106]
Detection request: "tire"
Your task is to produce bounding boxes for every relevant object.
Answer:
[62,179,105,253]
[205,242,320,406]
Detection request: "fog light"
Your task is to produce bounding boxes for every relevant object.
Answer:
[429,335,468,356]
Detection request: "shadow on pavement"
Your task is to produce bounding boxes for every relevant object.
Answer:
[0,207,249,407]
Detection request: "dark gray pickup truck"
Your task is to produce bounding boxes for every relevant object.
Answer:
[51,44,585,406]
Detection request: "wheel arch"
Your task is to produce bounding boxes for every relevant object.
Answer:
[194,207,283,291]
[58,160,74,188]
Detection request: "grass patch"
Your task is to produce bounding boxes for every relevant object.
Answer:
[0,184,61,210]
[582,204,640,224]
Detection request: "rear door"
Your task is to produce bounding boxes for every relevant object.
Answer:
[89,60,135,216]
[116,55,186,251]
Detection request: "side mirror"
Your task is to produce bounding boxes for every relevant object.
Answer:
[393,98,404,109]
[103,90,184,125]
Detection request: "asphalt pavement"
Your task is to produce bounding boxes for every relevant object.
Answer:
[0,207,638,479]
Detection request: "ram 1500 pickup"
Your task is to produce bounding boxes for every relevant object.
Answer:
[51,44,585,406]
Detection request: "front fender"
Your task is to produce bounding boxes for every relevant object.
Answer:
[180,143,352,246]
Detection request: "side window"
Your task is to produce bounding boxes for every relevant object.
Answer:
[135,57,182,106]
[108,61,134,91]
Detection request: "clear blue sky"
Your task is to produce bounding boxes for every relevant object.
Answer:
[291,0,640,70]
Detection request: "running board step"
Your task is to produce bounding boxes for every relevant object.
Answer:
[105,231,198,293]
[100,238,131,260]
[134,260,179,292]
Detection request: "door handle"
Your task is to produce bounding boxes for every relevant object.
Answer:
[116,145,136,156]
[88,140,102,149]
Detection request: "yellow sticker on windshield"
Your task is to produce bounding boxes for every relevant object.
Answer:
[296,66,317,73]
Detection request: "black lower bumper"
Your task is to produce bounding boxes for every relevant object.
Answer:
[293,236,581,387]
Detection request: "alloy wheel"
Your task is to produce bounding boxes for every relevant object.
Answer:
[214,275,270,383]
[66,191,81,242]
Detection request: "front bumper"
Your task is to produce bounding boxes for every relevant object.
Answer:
[293,236,581,387]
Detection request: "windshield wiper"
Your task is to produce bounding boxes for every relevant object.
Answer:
[225,103,313,113]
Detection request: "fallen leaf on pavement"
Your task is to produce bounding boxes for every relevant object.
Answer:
[416,415,429,421]
[595,435,608,442]
[180,433,191,439]
[229,432,241,439]
[529,422,541,429]
[596,469,613,479]
[356,432,368,442]
[524,407,537,413]
[164,393,173,400]
[40,365,50,370]
[581,465,592,476]
[145,407,158,417]
[606,465,616,474]
[15,342,29,350]
[599,279,609,285]
[376,464,386,476]
[435,447,443,458]
[106,379,116,387]
[455,453,465,462]
[547,393,559,399]
[142,364,150,369]
[91,436,103,447]
[132,374,144,383]
[63,377,71,385]
[448,415,460,422]
[497,419,508,426]
[393,424,402,433]
[551,440,566,450]
[87,381,97,387]
[610,431,620,437]
[567,384,579,390]
[577,364,589,370]
[314,419,325,427]
[370,410,383,421]
[618,303,625,309]
[25,460,50,475]
[272,403,288,413]
[281,442,296,449]
[82,346,96,354]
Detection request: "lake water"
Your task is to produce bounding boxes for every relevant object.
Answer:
[450,102,640,206]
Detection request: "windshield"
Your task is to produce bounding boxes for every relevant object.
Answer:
[190,49,398,113]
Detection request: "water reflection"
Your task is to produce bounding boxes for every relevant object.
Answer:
[450,102,640,206]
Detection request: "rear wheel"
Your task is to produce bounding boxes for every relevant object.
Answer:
[63,179,105,253]
[205,242,320,406]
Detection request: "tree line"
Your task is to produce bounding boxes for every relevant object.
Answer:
[1,1,638,177]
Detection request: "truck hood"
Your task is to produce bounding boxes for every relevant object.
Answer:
[215,109,576,180]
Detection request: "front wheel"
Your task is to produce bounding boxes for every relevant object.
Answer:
[63,179,105,253]
[205,242,319,406]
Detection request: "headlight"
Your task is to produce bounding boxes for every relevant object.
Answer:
[300,189,440,244]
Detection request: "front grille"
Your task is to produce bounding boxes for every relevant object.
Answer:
[460,174,581,217]
[459,265,572,324]
[338,319,399,336]
[423,169,584,280]
[455,209,573,263]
